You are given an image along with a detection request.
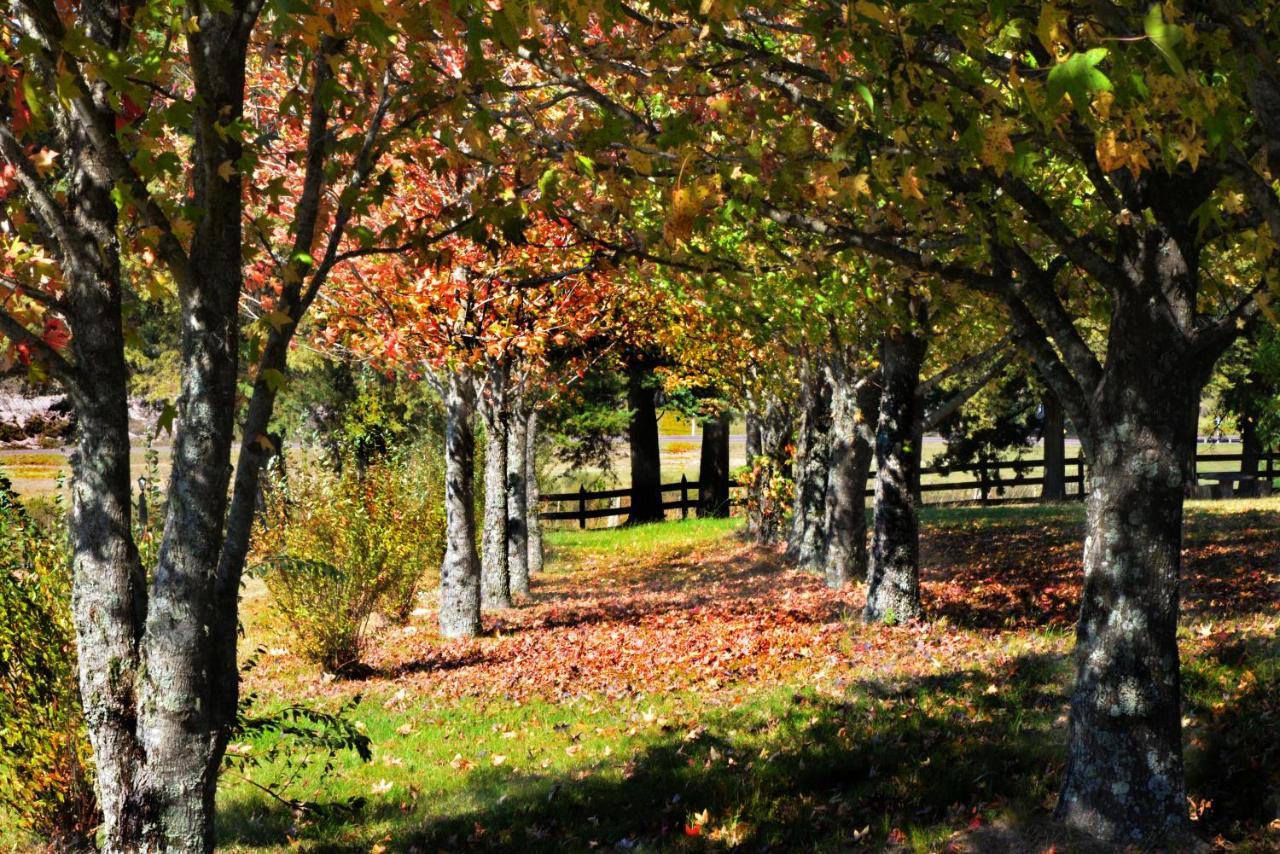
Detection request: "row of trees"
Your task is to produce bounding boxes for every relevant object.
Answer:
[2,0,1279,847]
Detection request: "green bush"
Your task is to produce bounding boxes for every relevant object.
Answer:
[0,491,99,851]
[252,443,446,675]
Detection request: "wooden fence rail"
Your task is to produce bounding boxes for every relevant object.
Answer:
[540,450,1277,528]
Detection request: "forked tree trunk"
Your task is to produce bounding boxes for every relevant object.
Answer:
[866,323,926,623]
[821,368,879,588]
[626,363,664,524]
[697,410,731,518]
[439,373,481,638]
[1042,391,1067,500]
[506,399,530,598]
[480,391,511,609]
[525,409,544,575]
[786,361,832,568]
[1057,379,1199,841]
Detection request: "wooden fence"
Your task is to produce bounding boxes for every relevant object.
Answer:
[539,450,1278,528]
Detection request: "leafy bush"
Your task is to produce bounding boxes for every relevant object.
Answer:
[252,443,446,675]
[0,490,99,851]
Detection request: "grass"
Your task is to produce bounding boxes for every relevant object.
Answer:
[4,499,1276,852]
[208,501,1278,852]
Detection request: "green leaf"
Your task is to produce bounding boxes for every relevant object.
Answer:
[854,83,874,112]
[261,368,287,392]
[1045,48,1112,111]
[1144,5,1185,78]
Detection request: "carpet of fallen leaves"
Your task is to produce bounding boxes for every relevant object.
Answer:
[244,506,1278,707]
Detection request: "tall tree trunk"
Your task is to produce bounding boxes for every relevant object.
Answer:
[479,381,512,609]
[62,126,146,850]
[1042,391,1067,500]
[626,363,664,524]
[134,31,251,844]
[506,397,530,598]
[697,410,731,518]
[439,373,482,638]
[525,409,544,575]
[866,321,927,624]
[786,361,832,568]
[1056,376,1199,841]
[821,366,879,588]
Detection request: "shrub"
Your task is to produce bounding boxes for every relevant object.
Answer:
[0,491,99,851]
[252,442,446,675]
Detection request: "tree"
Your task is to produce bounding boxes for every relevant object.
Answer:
[498,1,1280,840]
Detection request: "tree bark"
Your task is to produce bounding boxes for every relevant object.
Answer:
[439,373,482,639]
[525,409,544,575]
[821,367,879,588]
[506,396,530,598]
[1042,391,1067,500]
[626,363,664,524]
[697,410,731,518]
[479,381,512,609]
[866,320,927,624]
[1056,379,1199,842]
[786,360,832,568]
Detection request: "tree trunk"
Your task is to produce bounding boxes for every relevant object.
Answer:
[626,363,664,524]
[1056,384,1198,842]
[525,409,544,575]
[1042,391,1067,500]
[866,323,926,623]
[1241,413,1261,478]
[697,410,731,518]
[821,368,879,588]
[439,373,482,639]
[62,133,147,850]
[786,361,832,568]
[506,398,530,598]
[744,411,764,539]
[480,388,512,610]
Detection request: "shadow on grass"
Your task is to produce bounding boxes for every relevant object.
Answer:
[1183,632,1280,842]
[220,651,1070,852]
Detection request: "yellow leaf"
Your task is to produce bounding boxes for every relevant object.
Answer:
[898,166,925,202]
[216,160,236,182]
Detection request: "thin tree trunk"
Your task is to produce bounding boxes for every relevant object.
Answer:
[744,410,764,539]
[786,361,832,568]
[506,397,530,598]
[626,363,664,524]
[697,410,731,518]
[1241,414,1261,477]
[480,383,512,609]
[821,367,879,588]
[866,321,926,624]
[439,373,482,638]
[525,409,544,575]
[1042,391,1067,500]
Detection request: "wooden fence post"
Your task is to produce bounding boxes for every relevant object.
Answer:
[1075,456,1085,500]
[680,474,689,520]
[578,484,587,529]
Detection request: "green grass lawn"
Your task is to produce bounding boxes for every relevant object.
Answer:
[206,503,1278,853]
[3,502,1276,852]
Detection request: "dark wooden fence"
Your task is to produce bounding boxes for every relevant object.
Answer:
[540,449,1278,528]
